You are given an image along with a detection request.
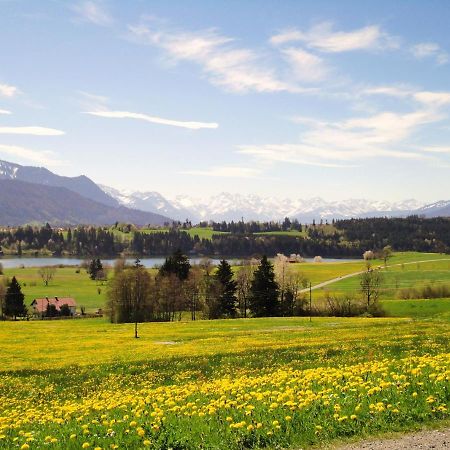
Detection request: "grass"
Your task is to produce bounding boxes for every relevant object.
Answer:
[381,298,450,319]
[313,258,450,300]
[0,267,107,312]
[0,316,448,449]
[139,227,228,240]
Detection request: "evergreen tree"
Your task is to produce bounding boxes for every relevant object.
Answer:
[159,249,191,281]
[249,256,279,317]
[88,258,103,280]
[4,276,27,320]
[214,259,237,318]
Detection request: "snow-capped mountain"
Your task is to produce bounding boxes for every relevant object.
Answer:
[100,185,194,222]
[102,187,428,222]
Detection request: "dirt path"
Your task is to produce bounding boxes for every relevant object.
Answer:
[331,427,450,449]
[299,258,450,295]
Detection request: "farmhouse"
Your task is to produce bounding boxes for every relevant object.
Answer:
[30,297,77,316]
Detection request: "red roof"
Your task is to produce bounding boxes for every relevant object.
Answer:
[31,297,76,313]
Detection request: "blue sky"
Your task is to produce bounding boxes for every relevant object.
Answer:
[1,0,450,202]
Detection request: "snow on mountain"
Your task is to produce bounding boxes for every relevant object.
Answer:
[100,186,194,222]
[103,187,428,223]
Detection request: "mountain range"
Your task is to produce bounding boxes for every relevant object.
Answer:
[102,187,450,223]
[0,160,170,226]
[0,159,449,225]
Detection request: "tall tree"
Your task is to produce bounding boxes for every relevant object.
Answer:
[249,256,279,317]
[214,259,237,318]
[88,258,103,280]
[159,249,191,281]
[4,276,27,320]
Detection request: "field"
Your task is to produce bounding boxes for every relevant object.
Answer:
[1,252,450,448]
[0,315,449,450]
[2,251,450,313]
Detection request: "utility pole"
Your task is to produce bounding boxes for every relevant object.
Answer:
[309,282,312,322]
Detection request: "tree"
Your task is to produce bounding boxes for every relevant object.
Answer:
[274,254,289,308]
[159,249,191,281]
[214,259,237,318]
[38,266,56,286]
[4,276,27,320]
[0,280,6,319]
[59,303,71,316]
[236,261,255,318]
[380,245,393,266]
[249,256,279,317]
[107,266,153,337]
[359,263,383,309]
[46,303,58,317]
[88,259,103,280]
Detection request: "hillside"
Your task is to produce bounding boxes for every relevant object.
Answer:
[0,159,118,207]
[0,179,171,226]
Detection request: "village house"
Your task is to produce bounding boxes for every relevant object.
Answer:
[30,297,77,316]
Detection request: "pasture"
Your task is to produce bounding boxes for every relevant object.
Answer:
[0,251,449,449]
[0,317,449,450]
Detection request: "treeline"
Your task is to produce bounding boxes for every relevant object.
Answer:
[210,217,303,233]
[108,252,310,323]
[2,216,450,258]
[0,224,123,256]
[335,216,450,253]
[131,231,361,257]
[107,251,385,325]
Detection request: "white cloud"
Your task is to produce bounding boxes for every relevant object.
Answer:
[238,108,440,168]
[282,48,329,82]
[85,110,218,130]
[0,83,18,97]
[422,146,450,154]
[271,23,399,53]
[72,1,113,26]
[181,166,260,178]
[411,42,448,65]
[362,85,450,106]
[0,126,65,136]
[0,144,66,167]
[128,23,305,94]
[0,109,11,115]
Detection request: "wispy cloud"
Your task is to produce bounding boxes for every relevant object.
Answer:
[0,109,11,115]
[0,83,18,98]
[128,22,305,94]
[422,146,450,154]
[181,166,260,178]
[238,108,441,168]
[282,48,329,82]
[85,110,218,130]
[72,1,113,26]
[270,22,399,52]
[411,42,448,65]
[0,126,65,136]
[363,85,450,106]
[0,144,66,167]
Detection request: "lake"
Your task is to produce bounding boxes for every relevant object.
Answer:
[0,256,360,269]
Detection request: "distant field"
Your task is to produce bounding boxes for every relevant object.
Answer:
[382,298,450,319]
[140,226,228,239]
[3,251,450,314]
[0,266,107,312]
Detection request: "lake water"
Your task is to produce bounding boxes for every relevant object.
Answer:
[0,256,360,269]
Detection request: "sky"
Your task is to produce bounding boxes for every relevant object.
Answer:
[0,0,450,202]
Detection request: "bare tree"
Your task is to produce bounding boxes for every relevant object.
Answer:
[38,266,57,286]
[359,263,383,309]
[274,253,289,307]
[236,260,255,318]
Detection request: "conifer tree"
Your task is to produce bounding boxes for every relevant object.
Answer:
[159,249,191,281]
[249,255,279,317]
[4,276,27,320]
[214,259,237,318]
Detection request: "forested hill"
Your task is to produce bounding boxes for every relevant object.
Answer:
[1,216,449,258]
[0,180,171,226]
[334,217,450,253]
